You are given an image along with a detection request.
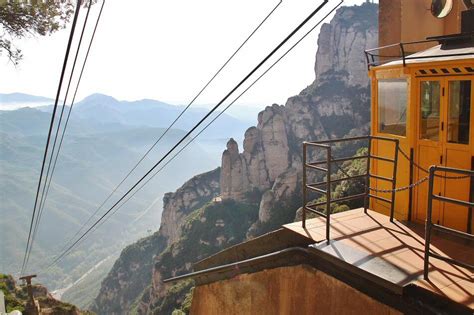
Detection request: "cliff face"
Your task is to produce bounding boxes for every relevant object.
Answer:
[221,3,377,228]
[93,3,378,314]
[160,169,220,246]
[91,169,220,314]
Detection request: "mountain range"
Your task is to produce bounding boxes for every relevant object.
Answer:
[0,92,257,303]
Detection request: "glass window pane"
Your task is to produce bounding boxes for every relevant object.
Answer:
[378,79,407,136]
[420,81,441,141]
[448,80,471,144]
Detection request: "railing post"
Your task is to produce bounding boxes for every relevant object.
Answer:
[364,136,372,214]
[326,146,331,243]
[399,43,406,67]
[302,142,307,229]
[424,166,436,280]
[390,139,400,222]
[408,148,414,221]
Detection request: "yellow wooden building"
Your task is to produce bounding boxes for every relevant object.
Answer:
[367,38,473,233]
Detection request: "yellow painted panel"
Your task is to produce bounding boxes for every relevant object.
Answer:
[413,144,443,224]
[443,148,472,232]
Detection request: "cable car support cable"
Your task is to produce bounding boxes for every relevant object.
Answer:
[20,0,82,276]
[27,0,95,274]
[44,0,340,271]
[53,0,283,258]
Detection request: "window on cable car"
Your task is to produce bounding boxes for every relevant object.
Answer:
[378,79,407,136]
[420,81,441,141]
[448,80,471,144]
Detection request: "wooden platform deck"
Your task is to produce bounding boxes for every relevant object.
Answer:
[284,208,474,309]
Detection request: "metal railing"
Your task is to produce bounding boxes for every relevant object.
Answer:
[302,135,399,242]
[423,165,474,280]
[364,38,474,69]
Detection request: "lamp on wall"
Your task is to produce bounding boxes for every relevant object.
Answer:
[431,0,454,18]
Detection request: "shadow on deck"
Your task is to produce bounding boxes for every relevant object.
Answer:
[284,208,474,309]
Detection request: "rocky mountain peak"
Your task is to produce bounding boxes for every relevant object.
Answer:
[219,3,377,203]
[315,3,378,87]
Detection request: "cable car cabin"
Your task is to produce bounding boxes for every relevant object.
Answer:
[366,34,474,233]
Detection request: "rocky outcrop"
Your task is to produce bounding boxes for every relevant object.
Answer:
[161,168,220,246]
[220,3,377,212]
[258,167,299,224]
[220,139,246,200]
[136,200,259,314]
[315,5,378,87]
[91,169,220,314]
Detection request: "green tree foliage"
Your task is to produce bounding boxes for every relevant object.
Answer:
[0,0,75,65]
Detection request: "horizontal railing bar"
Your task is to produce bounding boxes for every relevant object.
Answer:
[305,136,369,144]
[369,173,394,182]
[432,195,474,208]
[371,155,395,163]
[432,166,474,176]
[310,155,369,165]
[310,193,366,208]
[305,185,327,195]
[304,142,330,148]
[367,59,404,67]
[365,39,439,53]
[304,135,398,148]
[309,174,367,187]
[365,43,402,52]
[305,164,328,172]
[304,206,327,218]
[432,224,474,241]
[368,194,391,204]
[429,252,474,271]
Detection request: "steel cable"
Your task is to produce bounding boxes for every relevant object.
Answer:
[43,0,342,272]
[21,0,82,276]
[54,0,283,256]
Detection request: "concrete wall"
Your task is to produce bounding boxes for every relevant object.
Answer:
[190,265,401,315]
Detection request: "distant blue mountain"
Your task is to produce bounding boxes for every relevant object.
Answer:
[62,93,249,139]
[0,92,54,103]
[0,93,258,137]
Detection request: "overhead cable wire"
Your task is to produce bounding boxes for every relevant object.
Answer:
[45,0,329,270]
[44,0,344,272]
[89,0,345,239]
[26,0,94,273]
[54,0,282,256]
[36,0,94,229]
[33,0,106,257]
[20,0,82,276]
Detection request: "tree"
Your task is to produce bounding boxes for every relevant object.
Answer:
[0,0,75,65]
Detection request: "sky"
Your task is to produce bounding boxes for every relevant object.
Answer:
[0,0,376,109]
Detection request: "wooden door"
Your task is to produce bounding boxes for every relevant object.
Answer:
[442,77,473,232]
[415,77,473,232]
[415,79,445,224]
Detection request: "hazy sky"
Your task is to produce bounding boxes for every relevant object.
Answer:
[1,0,376,108]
